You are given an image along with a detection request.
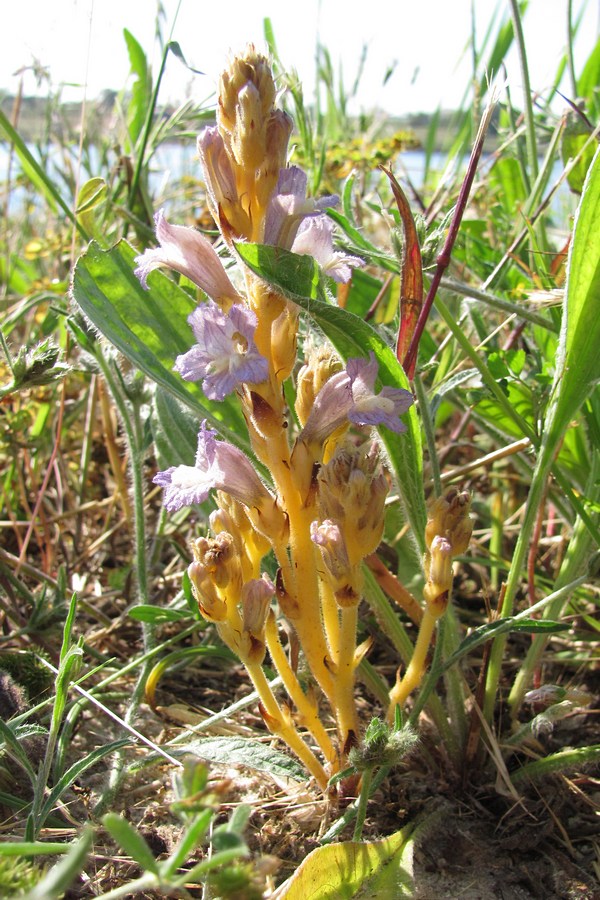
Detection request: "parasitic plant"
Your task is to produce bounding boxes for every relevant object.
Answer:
[137,46,471,792]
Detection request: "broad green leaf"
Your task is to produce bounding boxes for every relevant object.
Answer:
[165,737,306,782]
[577,36,600,120]
[273,828,414,899]
[151,390,204,469]
[236,242,427,550]
[71,240,250,457]
[559,144,600,415]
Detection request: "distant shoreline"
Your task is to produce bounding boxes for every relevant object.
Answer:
[0,93,501,153]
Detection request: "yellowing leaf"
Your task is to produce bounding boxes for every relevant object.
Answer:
[273,828,414,899]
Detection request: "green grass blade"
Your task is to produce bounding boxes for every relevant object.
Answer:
[0,109,87,240]
[38,739,131,829]
[25,828,93,900]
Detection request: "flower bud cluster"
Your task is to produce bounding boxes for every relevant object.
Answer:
[312,442,391,607]
[188,532,274,665]
[423,489,473,616]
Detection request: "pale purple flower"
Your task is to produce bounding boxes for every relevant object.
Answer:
[134,209,239,302]
[174,300,269,401]
[154,420,271,511]
[291,216,363,283]
[264,166,338,249]
[346,355,413,431]
[300,352,414,445]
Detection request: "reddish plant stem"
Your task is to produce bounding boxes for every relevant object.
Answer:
[402,101,497,377]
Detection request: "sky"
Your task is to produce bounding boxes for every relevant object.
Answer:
[3,0,599,115]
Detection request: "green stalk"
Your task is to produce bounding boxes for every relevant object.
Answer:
[414,372,442,496]
[508,452,600,711]
[483,412,568,723]
[128,2,183,212]
[352,767,373,841]
[508,0,538,182]
[93,353,155,815]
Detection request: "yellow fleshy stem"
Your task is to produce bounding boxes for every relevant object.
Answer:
[286,508,336,707]
[319,580,341,665]
[334,603,360,755]
[245,660,329,790]
[387,606,438,723]
[265,611,338,768]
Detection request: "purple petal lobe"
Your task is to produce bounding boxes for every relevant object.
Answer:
[134,209,238,301]
[154,421,272,512]
[291,217,363,283]
[173,299,269,401]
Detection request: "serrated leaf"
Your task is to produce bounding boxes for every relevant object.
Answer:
[165,737,306,782]
[273,828,414,899]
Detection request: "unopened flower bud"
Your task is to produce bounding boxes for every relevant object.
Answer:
[188,561,227,622]
[271,304,299,382]
[241,574,275,637]
[295,344,343,427]
[428,535,453,592]
[192,533,236,589]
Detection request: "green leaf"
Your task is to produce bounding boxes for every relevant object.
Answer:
[577,36,600,120]
[0,719,36,780]
[273,828,414,899]
[0,842,71,857]
[128,605,191,623]
[236,242,427,550]
[103,812,160,874]
[166,737,306,782]
[560,144,600,414]
[124,29,152,146]
[25,828,93,900]
[71,240,250,456]
[151,389,203,469]
[38,740,131,829]
[443,617,568,673]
